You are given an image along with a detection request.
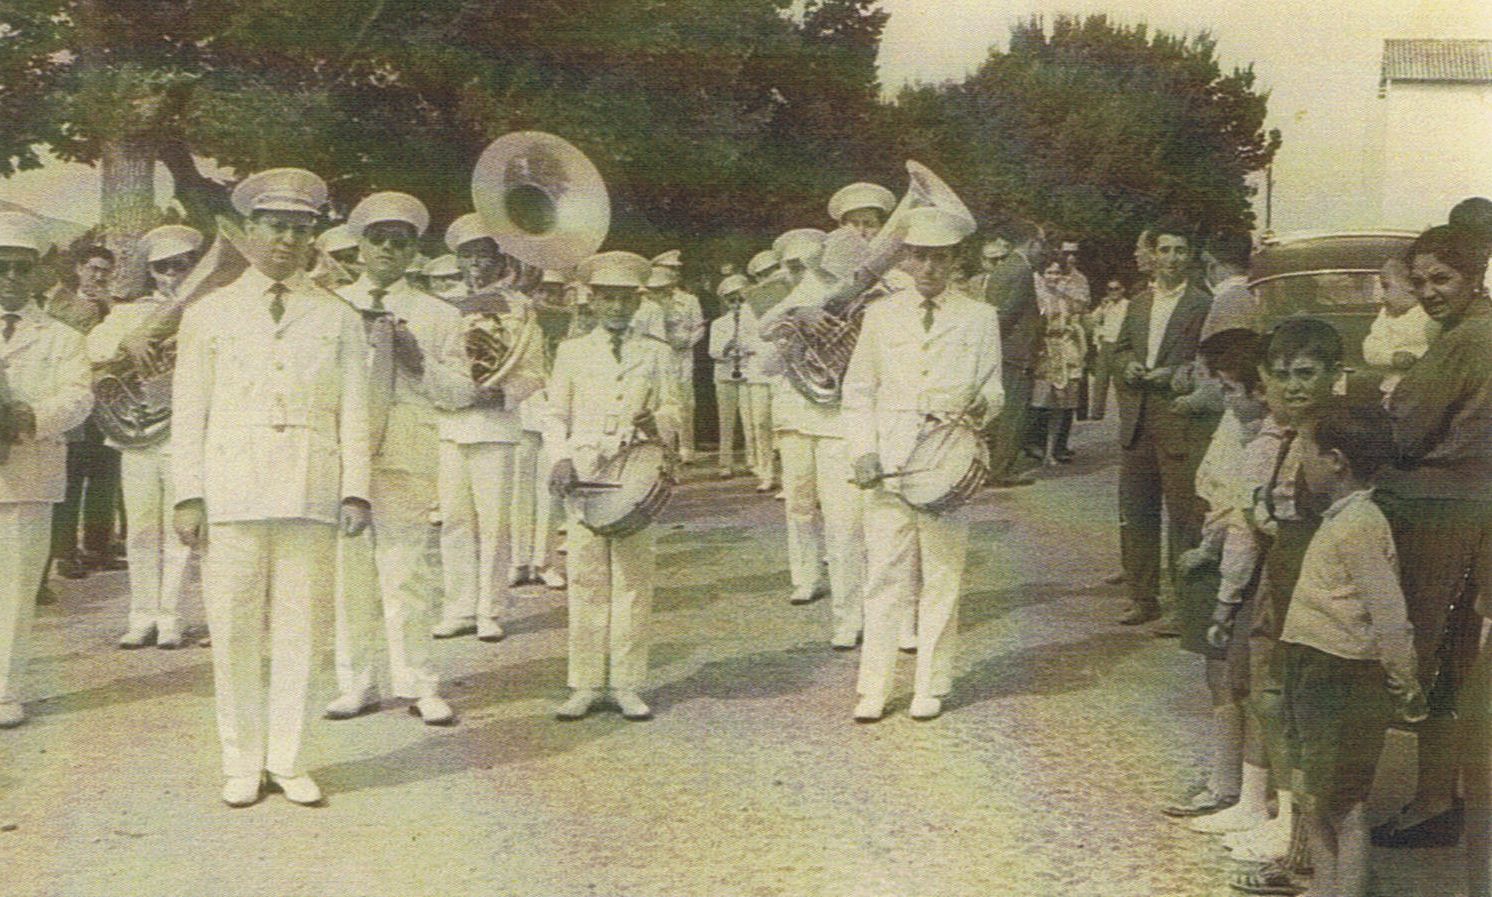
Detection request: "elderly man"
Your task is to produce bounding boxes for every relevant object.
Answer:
[546,251,681,721]
[326,192,477,727]
[172,168,372,807]
[845,207,1003,722]
[432,214,544,641]
[0,212,93,729]
[86,224,204,649]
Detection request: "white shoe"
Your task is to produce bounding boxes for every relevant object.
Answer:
[156,620,183,650]
[507,567,526,587]
[477,619,505,642]
[324,691,379,720]
[853,696,884,722]
[909,696,942,720]
[410,696,456,726]
[611,689,652,720]
[1189,802,1272,834]
[773,490,785,501]
[555,688,599,720]
[539,567,567,589]
[221,775,262,808]
[755,481,774,493]
[268,773,322,806]
[431,617,476,639]
[788,587,817,605]
[118,624,156,649]
[830,628,861,650]
[0,701,24,729]
[1223,814,1291,861]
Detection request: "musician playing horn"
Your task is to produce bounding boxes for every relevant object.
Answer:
[325,191,475,727]
[87,224,203,650]
[845,206,1004,723]
[546,251,681,722]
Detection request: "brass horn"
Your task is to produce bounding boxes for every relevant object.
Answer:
[472,131,610,272]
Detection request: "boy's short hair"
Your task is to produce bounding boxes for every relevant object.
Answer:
[1199,327,1265,391]
[1314,404,1397,482]
[1151,216,1193,246]
[1206,229,1253,271]
[1264,316,1343,369]
[76,245,115,266]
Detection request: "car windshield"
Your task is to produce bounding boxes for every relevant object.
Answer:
[1253,271,1379,315]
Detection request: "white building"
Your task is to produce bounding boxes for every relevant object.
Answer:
[1369,38,1492,230]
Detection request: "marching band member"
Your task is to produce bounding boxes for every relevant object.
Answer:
[431,214,544,641]
[546,251,681,721]
[760,228,864,648]
[828,182,897,243]
[313,224,361,287]
[650,250,703,463]
[707,274,763,480]
[0,212,93,730]
[845,207,1003,722]
[510,286,549,589]
[86,224,203,649]
[746,249,781,285]
[325,192,473,726]
[423,254,463,299]
[171,168,371,806]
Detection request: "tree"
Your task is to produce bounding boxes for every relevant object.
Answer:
[888,15,1281,278]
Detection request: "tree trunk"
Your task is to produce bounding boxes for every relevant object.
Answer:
[99,137,157,299]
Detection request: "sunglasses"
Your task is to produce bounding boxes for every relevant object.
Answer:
[0,259,35,277]
[363,233,414,250]
[151,258,193,275]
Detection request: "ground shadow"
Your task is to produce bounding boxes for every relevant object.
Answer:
[27,662,215,719]
[644,643,838,713]
[943,630,1149,712]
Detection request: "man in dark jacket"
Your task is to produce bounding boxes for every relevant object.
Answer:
[982,219,1044,486]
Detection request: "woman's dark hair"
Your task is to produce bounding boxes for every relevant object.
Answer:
[1406,224,1490,284]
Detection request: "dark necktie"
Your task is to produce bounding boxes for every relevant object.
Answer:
[1,313,17,342]
[268,282,289,324]
[369,287,387,313]
[610,330,625,363]
[921,298,936,333]
[1262,429,1297,522]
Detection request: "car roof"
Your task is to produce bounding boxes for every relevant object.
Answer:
[1249,231,1419,287]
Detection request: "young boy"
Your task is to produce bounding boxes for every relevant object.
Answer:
[1282,405,1426,897]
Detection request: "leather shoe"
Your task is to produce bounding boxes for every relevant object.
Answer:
[1371,800,1464,848]
[539,567,567,589]
[409,696,456,726]
[1103,571,1127,585]
[156,620,183,650]
[118,625,157,649]
[1149,614,1181,638]
[0,701,24,729]
[431,618,477,639]
[852,696,884,723]
[477,619,505,642]
[221,775,262,808]
[555,688,599,720]
[324,691,379,720]
[268,773,322,806]
[55,557,88,580]
[788,587,819,605]
[1161,788,1238,818]
[611,689,652,720]
[1119,602,1162,626]
[909,696,942,720]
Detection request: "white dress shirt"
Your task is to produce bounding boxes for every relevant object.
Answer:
[1145,280,1187,367]
[0,302,93,503]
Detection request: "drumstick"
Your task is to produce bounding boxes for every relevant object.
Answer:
[572,480,624,491]
[849,466,935,485]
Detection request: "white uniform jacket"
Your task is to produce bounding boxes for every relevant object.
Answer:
[842,284,1004,478]
[171,268,371,524]
[436,289,546,445]
[759,270,843,438]
[543,328,682,476]
[666,289,705,354]
[0,303,93,503]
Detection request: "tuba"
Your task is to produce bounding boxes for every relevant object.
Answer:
[765,160,975,405]
[463,131,610,389]
[91,219,250,448]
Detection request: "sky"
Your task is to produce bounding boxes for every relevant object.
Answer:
[4,0,1489,234]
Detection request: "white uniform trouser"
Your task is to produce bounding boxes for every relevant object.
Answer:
[0,503,51,704]
[202,520,335,779]
[565,523,653,690]
[120,446,191,631]
[437,441,514,625]
[333,469,440,700]
[856,491,969,705]
[777,431,865,636]
[511,431,564,570]
[714,379,750,472]
[744,383,775,483]
[676,351,696,457]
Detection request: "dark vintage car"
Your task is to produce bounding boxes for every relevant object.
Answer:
[1248,230,1420,403]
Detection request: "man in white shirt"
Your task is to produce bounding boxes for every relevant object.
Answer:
[171,168,372,807]
[707,274,765,479]
[845,207,1004,722]
[650,250,703,464]
[325,192,475,727]
[546,251,681,721]
[0,212,93,729]
[432,214,545,641]
[87,225,203,649]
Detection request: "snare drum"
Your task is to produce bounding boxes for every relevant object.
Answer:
[897,421,989,515]
[575,440,675,538]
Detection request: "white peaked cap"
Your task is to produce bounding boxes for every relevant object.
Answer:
[773,228,828,264]
[650,249,683,268]
[143,224,205,263]
[646,266,676,289]
[423,254,460,278]
[717,274,748,297]
[746,249,780,277]
[445,213,497,252]
[902,207,975,249]
[541,268,567,285]
[578,251,651,289]
[827,182,896,223]
[0,212,45,253]
[316,224,358,255]
[347,191,430,238]
[231,168,328,217]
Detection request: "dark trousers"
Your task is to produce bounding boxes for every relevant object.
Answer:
[986,363,1034,479]
[1118,411,1206,609]
[50,439,121,560]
